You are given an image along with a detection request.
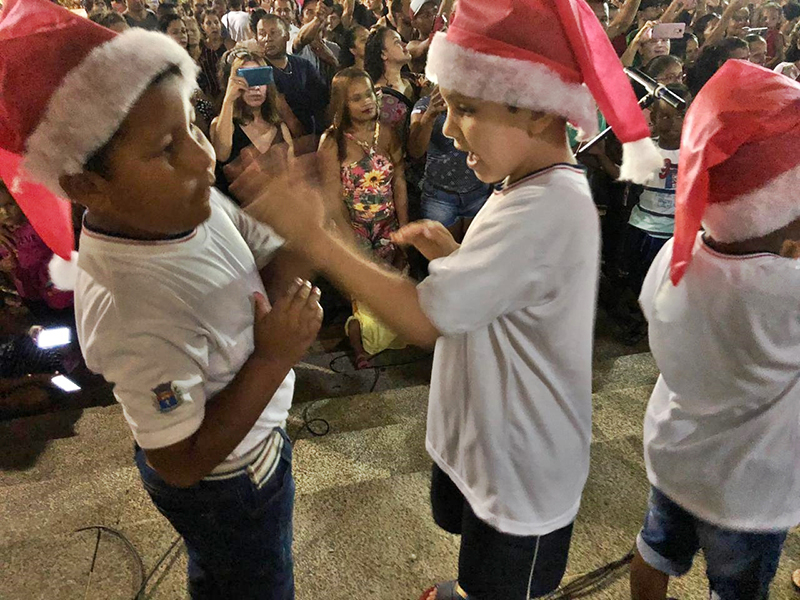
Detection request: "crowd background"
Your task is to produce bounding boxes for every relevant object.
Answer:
[2,0,800,390]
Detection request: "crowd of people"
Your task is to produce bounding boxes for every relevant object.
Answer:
[1,0,799,598]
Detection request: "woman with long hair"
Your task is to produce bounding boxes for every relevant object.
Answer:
[183,15,203,61]
[198,10,236,106]
[319,68,408,367]
[159,14,215,137]
[364,25,418,142]
[339,24,369,71]
[210,49,295,202]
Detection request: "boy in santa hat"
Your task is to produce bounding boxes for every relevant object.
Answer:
[238,0,662,597]
[630,60,800,600]
[0,1,322,598]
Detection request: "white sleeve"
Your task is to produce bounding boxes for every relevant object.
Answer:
[417,191,598,335]
[212,191,285,269]
[104,330,210,450]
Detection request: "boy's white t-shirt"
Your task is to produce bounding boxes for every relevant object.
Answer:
[75,190,294,462]
[628,147,679,238]
[418,164,600,536]
[640,234,800,531]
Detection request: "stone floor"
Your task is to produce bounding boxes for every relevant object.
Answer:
[0,311,798,600]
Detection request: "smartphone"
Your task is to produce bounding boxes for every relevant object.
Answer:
[237,66,274,87]
[745,26,768,34]
[52,375,81,392]
[36,326,71,349]
[652,22,686,39]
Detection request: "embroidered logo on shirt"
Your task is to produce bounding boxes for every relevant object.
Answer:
[152,382,185,413]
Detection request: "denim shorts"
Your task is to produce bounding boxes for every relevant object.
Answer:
[421,183,492,228]
[134,429,295,600]
[637,487,787,600]
[430,464,573,599]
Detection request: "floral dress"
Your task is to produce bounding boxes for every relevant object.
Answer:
[341,123,399,265]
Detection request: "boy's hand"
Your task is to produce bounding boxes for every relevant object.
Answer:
[251,282,322,367]
[391,220,460,261]
[231,149,331,257]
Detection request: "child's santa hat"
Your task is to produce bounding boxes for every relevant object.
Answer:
[670,60,800,284]
[0,0,198,278]
[425,0,662,184]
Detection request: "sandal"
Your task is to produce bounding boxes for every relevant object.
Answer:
[419,580,467,600]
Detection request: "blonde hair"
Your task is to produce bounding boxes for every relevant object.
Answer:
[219,48,281,126]
[327,68,377,161]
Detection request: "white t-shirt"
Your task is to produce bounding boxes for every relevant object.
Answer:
[222,10,252,42]
[418,164,600,536]
[628,146,679,238]
[640,234,800,531]
[75,190,294,463]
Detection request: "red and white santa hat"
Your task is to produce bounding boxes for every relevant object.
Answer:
[0,0,198,270]
[425,0,662,184]
[670,60,800,284]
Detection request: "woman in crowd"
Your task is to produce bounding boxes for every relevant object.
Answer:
[159,14,215,136]
[670,31,699,67]
[198,9,236,107]
[210,48,295,202]
[339,24,369,70]
[319,68,408,368]
[622,21,671,67]
[364,26,418,143]
[645,54,684,85]
[694,12,720,46]
[687,37,748,94]
[184,15,204,60]
[407,86,492,242]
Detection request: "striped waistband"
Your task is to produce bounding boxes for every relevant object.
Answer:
[204,428,284,482]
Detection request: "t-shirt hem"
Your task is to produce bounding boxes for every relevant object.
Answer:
[132,412,204,450]
[647,474,800,532]
[427,439,581,537]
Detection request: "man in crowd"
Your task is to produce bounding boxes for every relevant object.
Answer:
[123,0,158,29]
[407,0,437,72]
[291,0,340,74]
[273,0,300,31]
[256,12,330,135]
[747,33,769,65]
[222,0,252,41]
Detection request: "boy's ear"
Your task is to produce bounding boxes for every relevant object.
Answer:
[59,172,112,212]
[526,111,559,138]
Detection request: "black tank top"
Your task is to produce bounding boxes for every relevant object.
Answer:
[215,122,286,203]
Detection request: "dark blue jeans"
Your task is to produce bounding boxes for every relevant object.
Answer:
[134,430,295,600]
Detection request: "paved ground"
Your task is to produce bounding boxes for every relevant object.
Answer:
[0,311,797,600]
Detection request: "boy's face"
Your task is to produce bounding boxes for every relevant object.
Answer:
[72,78,216,236]
[652,101,685,147]
[685,37,699,64]
[440,88,543,184]
[749,39,768,64]
[411,2,437,36]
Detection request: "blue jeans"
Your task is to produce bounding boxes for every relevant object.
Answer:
[637,487,787,600]
[134,429,295,600]
[421,183,492,228]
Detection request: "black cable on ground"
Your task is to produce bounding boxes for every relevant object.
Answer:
[74,526,146,598]
[543,547,635,599]
[132,534,182,600]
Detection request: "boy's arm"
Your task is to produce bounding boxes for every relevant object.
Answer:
[702,0,747,47]
[305,232,440,348]
[145,284,322,488]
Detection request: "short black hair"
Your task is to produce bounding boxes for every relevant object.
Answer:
[250,7,266,32]
[258,11,289,33]
[645,54,683,79]
[97,10,127,28]
[784,1,800,21]
[229,0,243,8]
[158,12,183,32]
[84,65,183,177]
[652,83,692,111]
[157,2,178,16]
[744,33,766,44]
[640,0,669,11]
